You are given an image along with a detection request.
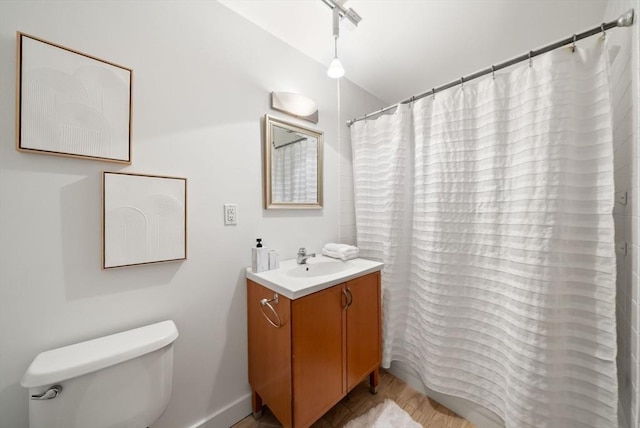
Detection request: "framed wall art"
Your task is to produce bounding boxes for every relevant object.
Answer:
[102,172,187,269]
[16,32,133,163]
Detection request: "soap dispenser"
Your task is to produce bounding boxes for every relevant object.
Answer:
[251,238,269,273]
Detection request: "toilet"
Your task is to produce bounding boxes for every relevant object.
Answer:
[21,320,179,428]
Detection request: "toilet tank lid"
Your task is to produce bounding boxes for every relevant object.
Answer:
[21,320,178,388]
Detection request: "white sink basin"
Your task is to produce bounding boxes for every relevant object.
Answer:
[246,255,383,299]
[286,260,349,278]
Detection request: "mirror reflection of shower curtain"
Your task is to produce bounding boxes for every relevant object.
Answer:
[350,37,617,428]
[272,139,317,203]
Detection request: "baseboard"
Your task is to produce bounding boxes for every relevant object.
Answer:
[387,361,505,428]
[188,393,252,428]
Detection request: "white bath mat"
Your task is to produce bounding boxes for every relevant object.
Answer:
[344,399,421,428]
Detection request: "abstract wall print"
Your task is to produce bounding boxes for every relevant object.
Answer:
[17,32,132,163]
[103,172,187,269]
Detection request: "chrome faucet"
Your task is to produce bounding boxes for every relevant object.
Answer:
[297,247,316,264]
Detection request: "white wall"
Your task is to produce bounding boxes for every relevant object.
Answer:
[0,2,379,427]
[606,1,640,427]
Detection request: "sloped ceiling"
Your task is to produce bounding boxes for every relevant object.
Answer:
[220,0,610,104]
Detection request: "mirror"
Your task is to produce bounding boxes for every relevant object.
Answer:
[264,114,323,209]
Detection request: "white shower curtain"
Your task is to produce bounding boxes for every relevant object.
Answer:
[351,38,617,427]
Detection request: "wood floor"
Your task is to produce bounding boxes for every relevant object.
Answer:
[232,370,475,428]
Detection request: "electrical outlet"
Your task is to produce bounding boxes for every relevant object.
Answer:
[224,204,237,225]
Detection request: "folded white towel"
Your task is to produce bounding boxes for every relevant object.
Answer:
[323,243,359,255]
[322,247,359,261]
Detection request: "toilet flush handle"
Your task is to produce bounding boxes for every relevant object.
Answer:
[31,385,62,400]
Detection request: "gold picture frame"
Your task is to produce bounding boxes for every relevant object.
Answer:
[102,172,187,269]
[16,32,133,163]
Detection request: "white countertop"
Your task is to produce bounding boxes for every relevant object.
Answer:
[246,255,384,299]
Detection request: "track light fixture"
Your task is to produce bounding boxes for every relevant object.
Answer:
[327,7,345,78]
[320,0,362,26]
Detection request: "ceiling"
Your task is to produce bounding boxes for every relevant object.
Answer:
[220,0,610,105]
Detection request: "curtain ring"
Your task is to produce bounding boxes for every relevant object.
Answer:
[460,77,464,90]
[571,34,577,52]
[528,51,533,67]
[491,65,496,80]
[601,23,606,38]
[432,88,436,100]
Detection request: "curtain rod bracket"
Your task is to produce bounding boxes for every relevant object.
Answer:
[617,9,634,27]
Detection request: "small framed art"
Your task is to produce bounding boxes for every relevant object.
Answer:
[16,32,133,163]
[102,172,187,269]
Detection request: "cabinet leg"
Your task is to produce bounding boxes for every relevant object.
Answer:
[369,369,379,394]
[251,389,263,419]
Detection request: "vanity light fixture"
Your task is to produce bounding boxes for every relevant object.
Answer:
[271,92,319,123]
[327,7,345,79]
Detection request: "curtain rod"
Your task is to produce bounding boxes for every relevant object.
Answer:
[273,136,308,149]
[346,8,635,127]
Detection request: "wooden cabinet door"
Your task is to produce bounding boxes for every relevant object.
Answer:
[247,280,293,427]
[345,272,381,391]
[292,285,346,427]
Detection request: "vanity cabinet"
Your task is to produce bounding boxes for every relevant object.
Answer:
[247,271,381,428]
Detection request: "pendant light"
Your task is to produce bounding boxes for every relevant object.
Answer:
[327,7,345,78]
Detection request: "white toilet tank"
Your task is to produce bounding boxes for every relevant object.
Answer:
[21,320,179,428]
